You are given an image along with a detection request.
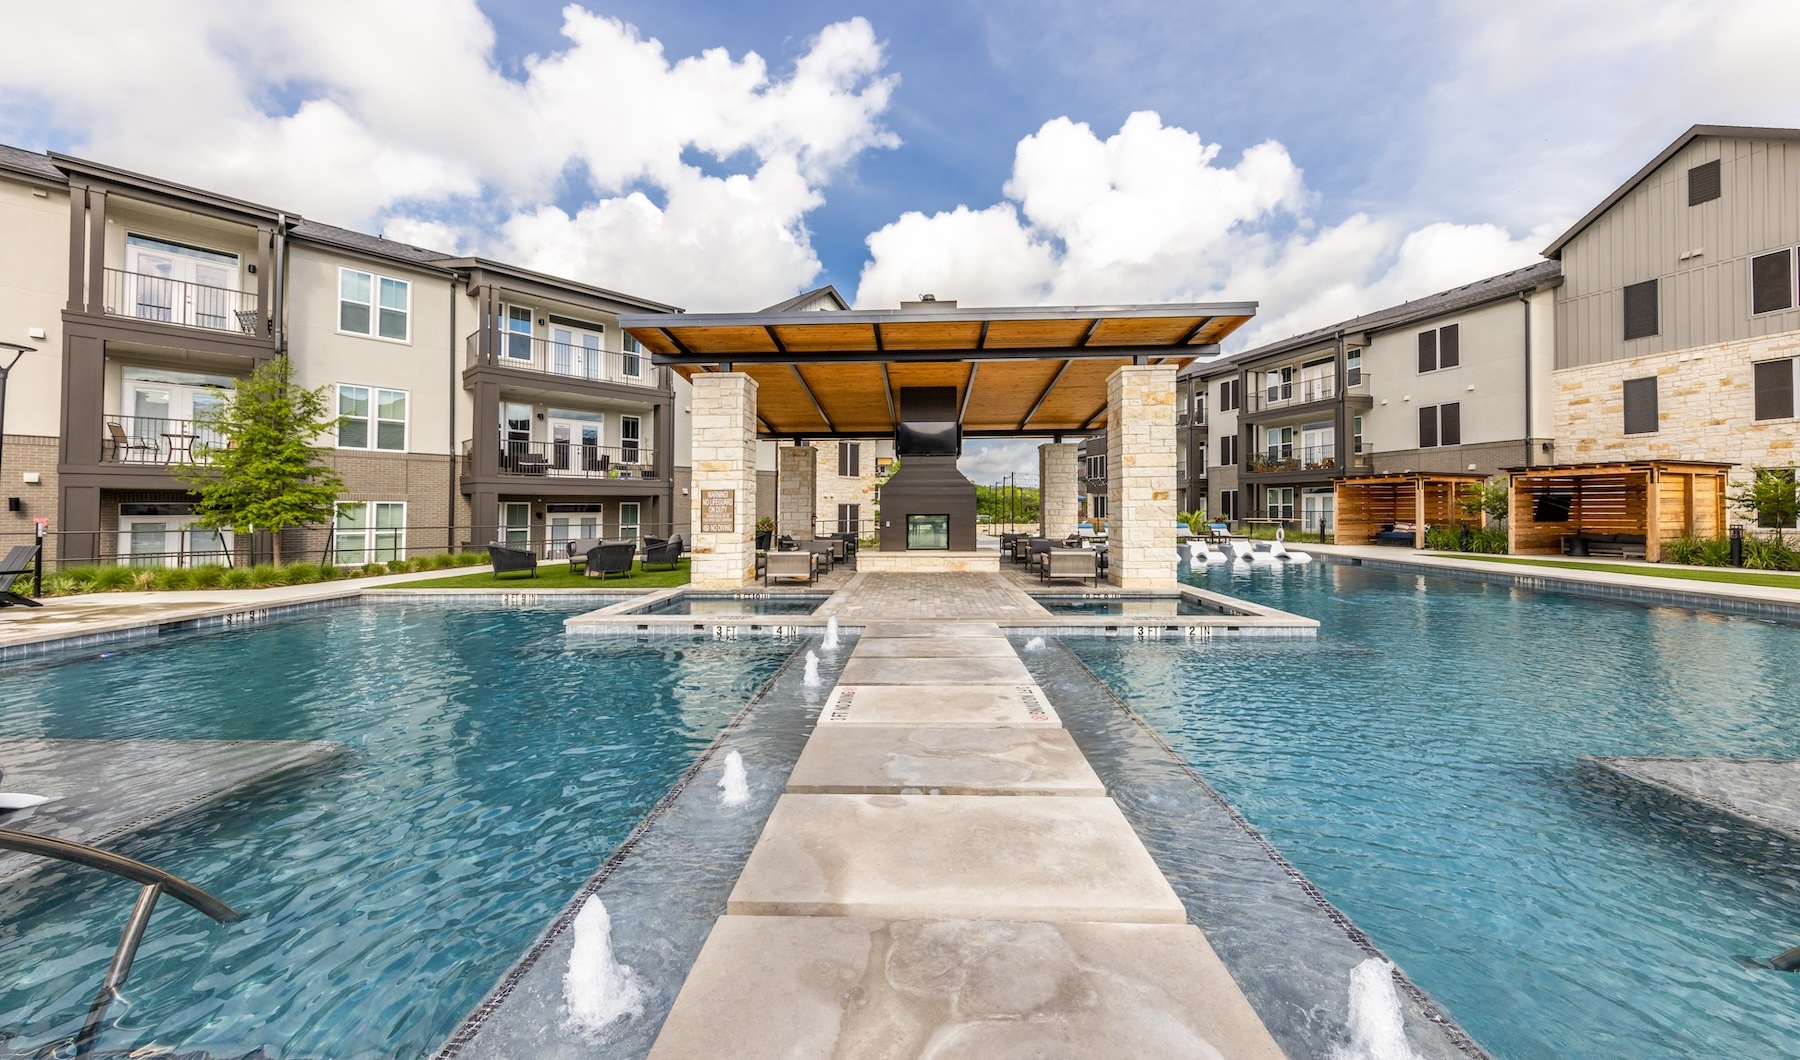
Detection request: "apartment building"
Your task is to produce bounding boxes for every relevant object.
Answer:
[0,144,680,566]
[1546,126,1800,501]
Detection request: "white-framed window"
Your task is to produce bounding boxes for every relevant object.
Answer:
[500,502,531,551]
[338,267,411,342]
[548,504,603,555]
[1267,486,1296,521]
[622,416,643,467]
[618,502,641,543]
[336,385,408,451]
[504,304,534,361]
[1086,453,1106,480]
[117,503,233,568]
[838,440,860,477]
[334,501,406,565]
[622,333,644,378]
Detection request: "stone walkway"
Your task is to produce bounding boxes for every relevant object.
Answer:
[816,572,1045,621]
[645,612,1285,1058]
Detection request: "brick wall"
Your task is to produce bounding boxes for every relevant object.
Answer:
[0,435,60,561]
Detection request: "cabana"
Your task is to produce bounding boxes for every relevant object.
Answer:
[1505,461,1732,563]
[1334,473,1487,548]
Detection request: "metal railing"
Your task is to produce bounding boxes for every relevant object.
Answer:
[1246,371,1372,413]
[1248,443,1339,473]
[465,333,662,389]
[464,437,660,479]
[102,414,229,464]
[103,268,260,335]
[0,827,237,1056]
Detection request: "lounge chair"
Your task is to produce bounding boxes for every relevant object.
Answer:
[764,549,815,586]
[565,537,601,574]
[584,541,637,580]
[643,535,684,571]
[0,546,41,607]
[487,542,538,578]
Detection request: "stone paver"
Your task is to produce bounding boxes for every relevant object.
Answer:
[786,725,1104,796]
[647,915,1286,1060]
[820,684,1058,727]
[848,636,1019,658]
[727,793,1187,923]
[838,653,1034,685]
[820,573,1044,620]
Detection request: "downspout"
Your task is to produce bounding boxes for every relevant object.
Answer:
[1520,289,1533,467]
[449,278,458,552]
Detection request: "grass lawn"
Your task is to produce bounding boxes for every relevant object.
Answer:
[1444,553,1800,589]
[395,558,691,590]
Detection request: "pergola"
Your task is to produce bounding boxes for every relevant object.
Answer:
[620,302,1254,437]
[1505,461,1733,563]
[1334,473,1487,548]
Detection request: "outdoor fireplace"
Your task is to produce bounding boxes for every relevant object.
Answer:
[878,387,978,551]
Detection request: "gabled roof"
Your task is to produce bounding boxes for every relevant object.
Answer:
[1543,124,1800,258]
[291,219,454,271]
[1219,259,1562,370]
[762,284,850,312]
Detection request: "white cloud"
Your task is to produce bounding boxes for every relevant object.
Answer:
[959,440,1044,486]
[855,111,1545,348]
[0,3,898,310]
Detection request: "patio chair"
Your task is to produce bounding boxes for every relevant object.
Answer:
[584,541,637,580]
[565,537,601,574]
[487,543,537,579]
[755,529,773,551]
[0,545,41,607]
[1040,548,1098,587]
[643,534,684,571]
[1025,538,1056,574]
[106,422,156,463]
[764,549,815,587]
[805,539,836,573]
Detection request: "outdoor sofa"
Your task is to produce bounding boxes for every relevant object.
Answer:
[1563,532,1647,559]
[1373,523,1418,546]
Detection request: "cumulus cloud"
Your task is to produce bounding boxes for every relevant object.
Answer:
[0,2,897,309]
[855,110,1546,348]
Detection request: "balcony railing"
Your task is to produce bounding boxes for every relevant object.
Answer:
[102,415,228,465]
[103,268,260,336]
[468,437,659,480]
[1248,443,1340,473]
[1246,371,1370,413]
[466,334,661,389]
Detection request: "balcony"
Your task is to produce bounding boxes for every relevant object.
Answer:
[1246,371,1370,414]
[466,437,660,480]
[1245,442,1373,476]
[466,334,661,390]
[101,415,227,465]
[103,269,261,336]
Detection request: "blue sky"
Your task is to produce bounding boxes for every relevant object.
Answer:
[3,0,1793,480]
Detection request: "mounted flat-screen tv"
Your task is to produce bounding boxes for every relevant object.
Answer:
[897,420,960,457]
[1533,491,1575,522]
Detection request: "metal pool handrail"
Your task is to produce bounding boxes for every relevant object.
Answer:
[0,827,239,1056]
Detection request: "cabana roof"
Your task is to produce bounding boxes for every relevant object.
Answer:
[618,301,1256,437]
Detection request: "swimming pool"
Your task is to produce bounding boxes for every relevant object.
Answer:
[1069,562,1800,1059]
[628,593,824,617]
[0,603,794,1058]
[1031,594,1217,617]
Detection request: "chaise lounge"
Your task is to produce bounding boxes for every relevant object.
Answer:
[0,545,41,607]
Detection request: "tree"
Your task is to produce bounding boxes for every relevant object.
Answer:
[1731,468,1798,529]
[1458,477,1510,524]
[174,355,344,564]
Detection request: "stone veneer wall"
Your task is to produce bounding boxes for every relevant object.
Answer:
[688,373,758,588]
[1554,331,1800,487]
[777,444,817,539]
[1038,442,1080,539]
[1105,364,1178,590]
[815,443,882,538]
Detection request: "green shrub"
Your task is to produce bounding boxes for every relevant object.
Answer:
[386,557,417,574]
[282,563,320,585]
[1470,526,1509,554]
[220,566,255,588]
[245,564,282,587]
[187,564,227,589]
[1698,536,1732,567]
[90,566,137,592]
[1743,531,1800,571]
[1424,526,1460,551]
[157,567,196,591]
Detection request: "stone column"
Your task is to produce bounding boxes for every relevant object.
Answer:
[1106,364,1178,589]
[688,373,759,588]
[777,444,818,539]
[1037,442,1080,540]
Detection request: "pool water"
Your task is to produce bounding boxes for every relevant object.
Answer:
[0,603,794,1058]
[629,594,824,617]
[1032,595,1215,617]
[1069,562,1800,1059]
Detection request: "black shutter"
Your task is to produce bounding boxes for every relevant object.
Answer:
[1417,330,1437,373]
[1219,437,1229,465]
[1622,377,1659,434]
[1754,358,1795,421]
[1440,402,1461,446]
[1752,250,1794,315]
[1418,405,1438,448]
[1688,159,1721,206]
[1438,324,1460,368]
[1623,280,1659,340]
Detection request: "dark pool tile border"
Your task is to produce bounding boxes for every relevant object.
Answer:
[1330,554,1800,624]
[1023,635,1492,1060]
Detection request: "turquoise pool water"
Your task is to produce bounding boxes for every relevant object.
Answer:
[1070,563,1800,1059]
[0,603,793,1058]
[629,593,824,616]
[1031,594,1215,616]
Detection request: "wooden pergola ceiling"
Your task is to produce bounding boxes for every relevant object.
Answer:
[618,302,1255,437]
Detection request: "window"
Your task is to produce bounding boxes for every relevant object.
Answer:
[1353,415,1365,454]
[618,502,641,542]
[621,416,642,467]
[1418,402,1461,448]
[837,503,862,535]
[1754,358,1797,421]
[1218,435,1239,466]
[334,501,405,565]
[548,503,602,554]
[1623,377,1659,435]
[1218,378,1240,412]
[337,385,408,451]
[1266,487,1295,521]
[339,268,410,341]
[1086,453,1106,480]
[1091,494,1107,519]
[504,305,533,361]
[117,502,233,568]
[1688,159,1721,206]
[1623,280,1659,340]
[499,502,530,550]
[1752,250,1796,315]
[1417,324,1460,372]
[1347,348,1363,386]
[622,333,644,378]
[1218,489,1238,521]
[838,441,861,477]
